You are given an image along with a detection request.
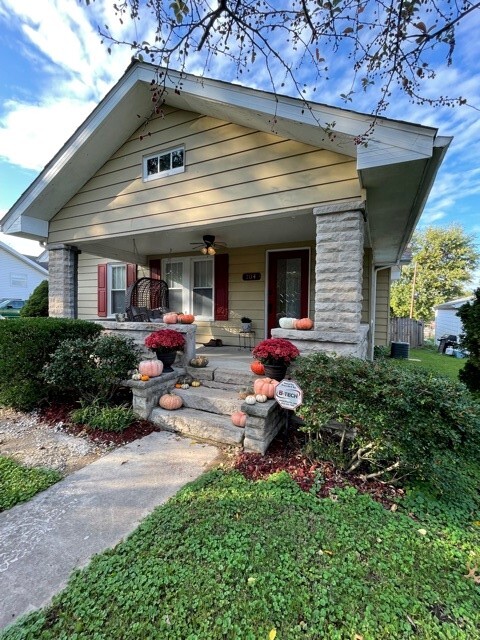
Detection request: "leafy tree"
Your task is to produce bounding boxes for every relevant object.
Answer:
[85,0,479,122]
[390,225,479,321]
[457,289,480,392]
[20,280,49,317]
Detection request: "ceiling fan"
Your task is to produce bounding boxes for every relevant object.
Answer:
[190,234,227,255]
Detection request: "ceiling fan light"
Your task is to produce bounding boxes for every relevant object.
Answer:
[200,246,208,255]
[207,246,216,255]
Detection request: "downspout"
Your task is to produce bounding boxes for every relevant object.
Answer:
[368,263,400,361]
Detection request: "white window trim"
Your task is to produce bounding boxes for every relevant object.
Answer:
[143,145,185,182]
[107,263,126,317]
[162,256,214,321]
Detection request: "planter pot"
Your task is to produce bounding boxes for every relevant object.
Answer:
[241,322,252,332]
[263,363,288,382]
[155,350,177,372]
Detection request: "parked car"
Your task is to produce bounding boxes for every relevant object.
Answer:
[0,299,26,318]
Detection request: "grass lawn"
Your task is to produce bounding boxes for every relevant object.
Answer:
[395,347,466,381]
[0,456,62,512]
[2,469,479,640]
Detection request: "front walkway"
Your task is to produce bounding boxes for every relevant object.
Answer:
[0,431,219,630]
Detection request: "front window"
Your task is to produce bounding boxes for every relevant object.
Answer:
[109,264,126,315]
[163,257,213,319]
[143,146,185,181]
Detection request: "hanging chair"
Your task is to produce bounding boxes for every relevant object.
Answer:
[125,277,170,321]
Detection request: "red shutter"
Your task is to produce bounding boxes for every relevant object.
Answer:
[150,259,161,280]
[214,253,229,321]
[97,264,107,317]
[126,263,137,287]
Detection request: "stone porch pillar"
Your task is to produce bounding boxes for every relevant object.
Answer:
[313,199,365,338]
[47,243,80,318]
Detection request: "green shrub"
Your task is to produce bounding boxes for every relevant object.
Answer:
[19,280,49,317]
[294,353,480,503]
[0,456,62,511]
[0,318,102,410]
[71,402,135,432]
[43,333,140,403]
[457,288,480,392]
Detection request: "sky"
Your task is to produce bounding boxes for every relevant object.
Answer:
[0,0,479,285]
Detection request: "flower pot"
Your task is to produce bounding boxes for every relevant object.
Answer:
[241,322,252,332]
[155,350,177,372]
[263,363,287,382]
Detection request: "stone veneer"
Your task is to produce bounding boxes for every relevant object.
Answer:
[271,325,369,359]
[47,243,79,318]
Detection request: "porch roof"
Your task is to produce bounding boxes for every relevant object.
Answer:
[1,61,450,265]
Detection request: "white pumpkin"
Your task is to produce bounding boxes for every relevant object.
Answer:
[245,395,257,405]
[279,317,297,330]
[255,394,268,403]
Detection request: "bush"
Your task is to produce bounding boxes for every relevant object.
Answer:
[71,402,135,432]
[294,353,480,503]
[43,333,140,403]
[0,318,102,411]
[457,288,480,392]
[19,280,49,317]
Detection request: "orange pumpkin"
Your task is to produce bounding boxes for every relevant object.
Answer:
[159,393,183,410]
[179,313,195,324]
[138,359,164,378]
[250,360,265,375]
[140,374,150,381]
[295,317,314,330]
[231,410,247,427]
[253,377,279,398]
[163,312,178,324]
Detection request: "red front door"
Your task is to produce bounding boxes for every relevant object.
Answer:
[267,249,310,336]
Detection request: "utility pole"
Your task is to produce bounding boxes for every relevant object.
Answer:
[409,262,417,319]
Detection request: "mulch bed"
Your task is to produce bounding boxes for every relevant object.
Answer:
[234,425,404,509]
[38,403,159,447]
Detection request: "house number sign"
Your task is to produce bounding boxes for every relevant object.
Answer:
[242,272,261,281]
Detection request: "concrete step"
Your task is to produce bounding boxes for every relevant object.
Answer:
[150,407,244,446]
[187,366,255,390]
[173,386,244,416]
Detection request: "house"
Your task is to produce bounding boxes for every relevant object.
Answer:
[0,61,450,359]
[0,241,48,301]
[434,296,473,343]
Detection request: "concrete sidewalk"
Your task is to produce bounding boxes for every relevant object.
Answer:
[0,431,219,630]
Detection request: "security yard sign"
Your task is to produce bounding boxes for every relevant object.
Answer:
[274,379,303,410]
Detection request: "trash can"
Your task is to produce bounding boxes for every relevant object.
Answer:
[390,341,409,359]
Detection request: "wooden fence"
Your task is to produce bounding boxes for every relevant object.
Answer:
[390,317,424,348]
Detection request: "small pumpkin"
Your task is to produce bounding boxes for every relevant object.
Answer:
[231,410,247,428]
[175,383,182,389]
[159,393,183,410]
[238,387,254,399]
[253,377,279,399]
[131,372,142,381]
[177,374,193,385]
[191,380,201,387]
[279,317,297,330]
[140,374,150,381]
[178,313,195,324]
[295,317,314,330]
[245,395,256,405]
[181,383,190,389]
[138,359,164,378]
[189,356,209,368]
[255,394,268,403]
[250,360,265,375]
[163,312,178,324]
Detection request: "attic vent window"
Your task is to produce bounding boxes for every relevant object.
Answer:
[143,146,185,181]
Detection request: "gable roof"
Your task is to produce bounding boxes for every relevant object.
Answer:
[0,241,48,276]
[434,296,474,310]
[0,61,451,264]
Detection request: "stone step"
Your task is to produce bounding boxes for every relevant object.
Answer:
[150,407,244,446]
[173,386,243,416]
[187,366,255,390]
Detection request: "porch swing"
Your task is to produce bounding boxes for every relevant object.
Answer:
[125,277,170,321]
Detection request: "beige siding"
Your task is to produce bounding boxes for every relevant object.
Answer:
[375,268,391,346]
[49,109,359,244]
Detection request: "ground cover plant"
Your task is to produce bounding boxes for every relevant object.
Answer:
[1,469,479,640]
[0,456,61,512]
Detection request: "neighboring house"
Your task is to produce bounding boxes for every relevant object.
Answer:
[0,241,48,301]
[434,296,474,343]
[0,61,450,359]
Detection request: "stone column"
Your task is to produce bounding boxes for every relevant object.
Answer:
[47,243,80,318]
[313,199,365,339]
